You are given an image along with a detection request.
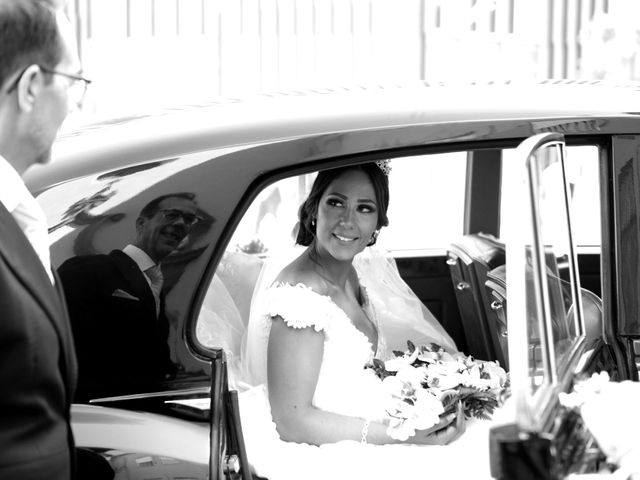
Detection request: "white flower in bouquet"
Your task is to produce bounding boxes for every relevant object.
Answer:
[462,362,505,392]
[424,360,467,390]
[382,375,444,441]
[384,349,419,372]
[394,364,427,386]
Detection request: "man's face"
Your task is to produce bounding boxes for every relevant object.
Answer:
[135,197,199,262]
[29,11,82,166]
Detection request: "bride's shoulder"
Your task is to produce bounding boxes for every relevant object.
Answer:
[271,259,331,297]
[264,273,335,332]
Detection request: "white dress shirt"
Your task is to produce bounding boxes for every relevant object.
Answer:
[122,244,162,315]
[122,244,156,284]
[0,154,54,284]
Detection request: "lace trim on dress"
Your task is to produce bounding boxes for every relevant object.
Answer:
[265,283,337,332]
[264,282,380,358]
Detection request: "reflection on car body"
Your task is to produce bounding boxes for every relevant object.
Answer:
[25,81,640,479]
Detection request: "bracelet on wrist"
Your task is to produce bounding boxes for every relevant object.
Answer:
[361,419,370,444]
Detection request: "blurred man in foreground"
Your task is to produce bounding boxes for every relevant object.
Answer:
[0,0,90,478]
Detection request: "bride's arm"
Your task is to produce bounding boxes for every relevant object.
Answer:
[267,317,462,446]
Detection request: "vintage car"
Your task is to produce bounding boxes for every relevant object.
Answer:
[24,80,640,479]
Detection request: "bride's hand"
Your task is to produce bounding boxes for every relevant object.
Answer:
[410,402,466,445]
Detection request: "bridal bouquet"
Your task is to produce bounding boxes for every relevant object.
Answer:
[367,341,509,440]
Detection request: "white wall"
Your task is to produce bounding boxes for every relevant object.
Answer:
[65,0,635,125]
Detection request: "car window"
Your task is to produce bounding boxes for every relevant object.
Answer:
[221,151,468,256]
[384,152,467,254]
[196,174,313,380]
[501,145,601,250]
[504,134,586,431]
[196,152,468,377]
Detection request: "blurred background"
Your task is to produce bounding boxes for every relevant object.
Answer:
[62,0,640,124]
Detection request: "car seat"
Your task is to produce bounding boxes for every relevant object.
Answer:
[485,263,603,371]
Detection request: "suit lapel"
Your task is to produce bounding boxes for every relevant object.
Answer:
[0,203,76,400]
[108,250,157,320]
[0,204,66,335]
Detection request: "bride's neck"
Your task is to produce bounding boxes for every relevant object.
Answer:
[306,244,351,289]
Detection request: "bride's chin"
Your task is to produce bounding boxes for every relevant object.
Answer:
[328,246,363,262]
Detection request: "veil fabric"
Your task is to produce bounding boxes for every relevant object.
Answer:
[238,243,457,389]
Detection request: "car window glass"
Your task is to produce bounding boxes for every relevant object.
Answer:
[533,146,582,371]
[501,145,600,250]
[196,152,467,382]
[504,135,586,430]
[196,175,313,381]
[502,151,547,397]
[383,152,466,253]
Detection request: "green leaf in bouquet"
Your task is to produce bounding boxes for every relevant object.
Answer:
[372,358,385,370]
[368,358,394,380]
[461,392,499,420]
[457,386,479,396]
[407,340,416,353]
[439,390,460,412]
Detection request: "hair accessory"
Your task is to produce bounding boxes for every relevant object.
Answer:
[375,159,391,176]
[361,419,370,443]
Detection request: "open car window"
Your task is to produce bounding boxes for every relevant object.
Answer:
[504,133,586,432]
[195,151,469,363]
[501,145,601,251]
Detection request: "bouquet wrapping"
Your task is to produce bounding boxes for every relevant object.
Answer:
[368,341,509,440]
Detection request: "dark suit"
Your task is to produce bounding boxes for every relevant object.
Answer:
[0,203,77,480]
[58,250,173,402]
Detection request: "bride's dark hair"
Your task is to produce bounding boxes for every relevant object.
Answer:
[296,162,389,247]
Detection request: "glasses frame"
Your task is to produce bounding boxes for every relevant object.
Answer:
[39,66,92,87]
[159,209,201,227]
[4,64,92,108]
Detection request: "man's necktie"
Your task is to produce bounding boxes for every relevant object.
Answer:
[145,264,164,316]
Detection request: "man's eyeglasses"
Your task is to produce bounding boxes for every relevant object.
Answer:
[40,67,92,109]
[4,65,92,110]
[159,209,201,227]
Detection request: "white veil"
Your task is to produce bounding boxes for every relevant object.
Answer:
[237,242,457,388]
[354,245,457,356]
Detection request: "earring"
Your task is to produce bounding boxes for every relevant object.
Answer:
[311,217,316,227]
[367,230,379,247]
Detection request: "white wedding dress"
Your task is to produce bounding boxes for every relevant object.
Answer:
[234,248,505,480]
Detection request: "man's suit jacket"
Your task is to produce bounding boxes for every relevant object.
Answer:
[0,203,77,480]
[58,250,173,402]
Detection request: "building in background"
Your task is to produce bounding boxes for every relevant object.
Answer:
[63,0,637,123]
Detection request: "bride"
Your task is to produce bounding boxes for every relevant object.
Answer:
[204,161,504,479]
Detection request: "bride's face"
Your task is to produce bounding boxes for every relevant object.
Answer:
[315,169,379,262]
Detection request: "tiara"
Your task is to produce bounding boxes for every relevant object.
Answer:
[375,159,392,176]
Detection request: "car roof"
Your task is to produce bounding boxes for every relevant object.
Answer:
[24,80,640,191]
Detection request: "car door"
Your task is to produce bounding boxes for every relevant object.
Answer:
[490,132,611,479]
